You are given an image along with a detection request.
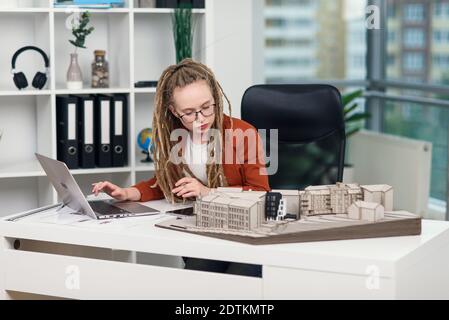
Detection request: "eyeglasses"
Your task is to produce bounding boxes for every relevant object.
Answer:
[177,103,216,124]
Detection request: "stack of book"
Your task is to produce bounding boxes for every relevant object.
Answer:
[53,0,125,9]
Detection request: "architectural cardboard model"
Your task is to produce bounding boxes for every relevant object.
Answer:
[195,190,266,231]
[270,190,300,218]
[361,185,393,211]
[194,182,397,233]
[348,201,385,222]
[300,183,363,216]
[158,182,420,245]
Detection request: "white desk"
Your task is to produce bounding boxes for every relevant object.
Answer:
[1,201,449,300]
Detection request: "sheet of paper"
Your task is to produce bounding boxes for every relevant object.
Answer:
[141,199,194,212]
[66,214,170,231]
[8,198,193,231]
[37,212,91,225]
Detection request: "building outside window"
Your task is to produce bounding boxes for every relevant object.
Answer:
[403,53,424,71]
[404,28,425,48]
[261,0,449,213]
[404,3,425,21]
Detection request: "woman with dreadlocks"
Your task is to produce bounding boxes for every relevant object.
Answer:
[92,58,269,203]
[92,58,269,276]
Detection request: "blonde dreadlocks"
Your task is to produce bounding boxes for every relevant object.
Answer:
[151,58,233,203]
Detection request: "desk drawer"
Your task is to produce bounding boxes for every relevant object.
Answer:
[4,249,262,299]
[263,266,395,299]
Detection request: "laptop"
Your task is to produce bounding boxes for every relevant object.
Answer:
[35,153,159,220]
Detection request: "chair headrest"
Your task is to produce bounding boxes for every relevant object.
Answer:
[241,84,344,143]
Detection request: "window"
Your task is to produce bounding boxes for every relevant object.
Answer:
[434,30,443,43]
[403,53,424,71]
[258,0,449,213]
[404,28,425,47]
[266,0,312,6]
[265,18,286,28]
[434,2,443,16]
[351,55,365,68]
[388,54,396,66]
[404,4,425,21]
[263,0,366,82]
[433,55,449,67]
[388,31,396,42]
[383,99,448,201]
[388,2,397,18]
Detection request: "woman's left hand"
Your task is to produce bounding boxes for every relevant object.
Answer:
[172,177,210,198]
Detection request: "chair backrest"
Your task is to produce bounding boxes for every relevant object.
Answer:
[241,84,346,190]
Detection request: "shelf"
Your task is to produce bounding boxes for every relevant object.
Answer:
[54,12,130,89]
[133,11,206,81]
[1,89,132,95]
[0,174,53,217]
[133,87,157,94]
[0,96,52,173]
[70,166,132,175]
[53,8,130,13]
[133,8,205,14]
[0,11,50,91]
[0,90,51,96]
[0,2,209,216]
[0,8,50,13]
[73,170,132,197]
[0,160,45,178]
[54,88,131,95]
[135,163,155,172]
[0,160,132,179]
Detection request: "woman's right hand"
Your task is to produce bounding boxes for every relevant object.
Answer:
[91,181,128,201]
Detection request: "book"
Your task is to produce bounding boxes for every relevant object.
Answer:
[54,2,112,8]
[53,0,124,8]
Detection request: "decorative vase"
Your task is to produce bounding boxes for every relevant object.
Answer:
[66,53,83,90]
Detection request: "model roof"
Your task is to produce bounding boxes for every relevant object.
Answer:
[351,201,382,209]
[361,185,393,192]
[228,198,259,208]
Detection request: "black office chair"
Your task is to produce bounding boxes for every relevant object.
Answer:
[241,84,346,190]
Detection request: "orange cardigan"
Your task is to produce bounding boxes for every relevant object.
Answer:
[133,115,270,202]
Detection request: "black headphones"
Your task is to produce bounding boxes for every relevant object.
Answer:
[11,46,50,90]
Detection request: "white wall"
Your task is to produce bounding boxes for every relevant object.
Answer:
[206,0,264,119]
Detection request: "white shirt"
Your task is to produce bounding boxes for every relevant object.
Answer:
[183,135,208,185]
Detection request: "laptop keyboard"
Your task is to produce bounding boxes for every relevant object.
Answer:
[89,201,128,215]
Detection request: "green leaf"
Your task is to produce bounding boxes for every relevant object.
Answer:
[346,127,361,138]
[69,10,94,50]
[342,89,363,106]
[345,112,371,123]
[344,102,361,116]
[172,7,193,63]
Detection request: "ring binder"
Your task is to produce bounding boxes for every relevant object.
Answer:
[56,95,79,169]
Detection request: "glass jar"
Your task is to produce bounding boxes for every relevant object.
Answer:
[91,50,109,88]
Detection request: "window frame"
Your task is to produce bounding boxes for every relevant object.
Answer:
[261,0,449,219]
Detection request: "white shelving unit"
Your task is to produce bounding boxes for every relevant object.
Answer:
[0,0,209,216]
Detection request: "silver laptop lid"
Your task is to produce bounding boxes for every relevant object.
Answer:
[35,153,97,219]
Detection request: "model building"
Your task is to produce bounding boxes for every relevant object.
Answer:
[348,201,384,222]
[158,182,420,244]
[195,190,266,231]
[194,182,397,233]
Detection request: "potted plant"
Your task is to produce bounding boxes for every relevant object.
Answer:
[342,89,371,182]
[67,11,94,89]
[171,3,194,63]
